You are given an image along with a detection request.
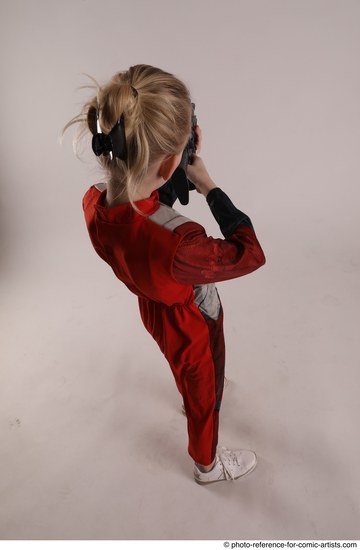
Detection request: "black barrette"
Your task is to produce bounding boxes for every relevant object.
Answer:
[92,112,127,161]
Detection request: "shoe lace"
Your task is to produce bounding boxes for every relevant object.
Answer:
[218,447,238,480]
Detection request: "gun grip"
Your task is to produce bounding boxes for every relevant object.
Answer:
[171,167,189,205]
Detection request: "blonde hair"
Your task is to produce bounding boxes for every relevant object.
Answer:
[63,64,193,214]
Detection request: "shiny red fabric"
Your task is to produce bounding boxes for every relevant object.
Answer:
[172,221,266,285]
[82,185,265,465]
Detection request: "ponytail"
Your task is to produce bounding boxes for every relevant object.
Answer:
[63,64,192,214]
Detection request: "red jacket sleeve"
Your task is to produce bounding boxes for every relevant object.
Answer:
[172,221,266,285]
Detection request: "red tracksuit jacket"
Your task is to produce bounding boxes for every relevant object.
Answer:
[83,183,266,465]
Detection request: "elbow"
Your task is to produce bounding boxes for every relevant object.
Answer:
[251,245,266,270]
[239,227,266,270]
[258,249,266,268]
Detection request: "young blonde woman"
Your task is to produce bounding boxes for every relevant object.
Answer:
[64,64,266,484]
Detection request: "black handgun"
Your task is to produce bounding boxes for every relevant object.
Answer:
[158,103,198,206]
[172,102,198,205]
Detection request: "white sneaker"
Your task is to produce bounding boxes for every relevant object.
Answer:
[181,377,229,416]
[193,447,257,485]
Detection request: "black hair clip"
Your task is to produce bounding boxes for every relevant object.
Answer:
[92,112,127,161]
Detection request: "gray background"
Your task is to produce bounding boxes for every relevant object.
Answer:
[1,0,359,540]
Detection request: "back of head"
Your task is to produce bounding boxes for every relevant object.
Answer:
[64,64,193,212]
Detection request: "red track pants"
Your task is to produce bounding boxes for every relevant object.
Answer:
[139,297,226,466]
